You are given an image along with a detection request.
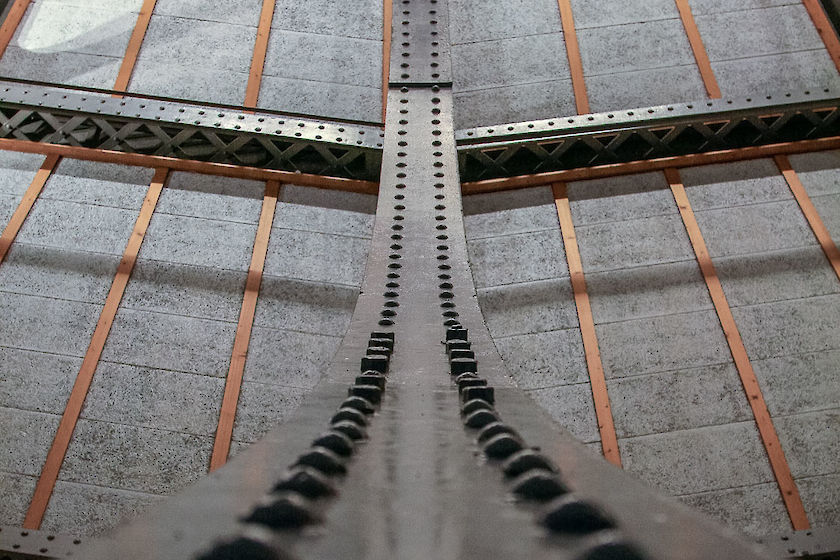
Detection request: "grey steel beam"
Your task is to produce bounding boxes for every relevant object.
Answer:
[0,525,83,559]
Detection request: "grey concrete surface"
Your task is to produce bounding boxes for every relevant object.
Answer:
[272,0,381,40]
[495,328,588,389]
[477,279,578,337]
[678,159,793,211]
[775,409,840,479]
[798,473,840,526]
[679,483,790,537]
[467,229,568,288]
[230,381,307,443]
[0,407,60,476]
[0,472,37,526]
[0,346,79,415]
[790,150,840,242]
[526,383,601,443]
[752,350,840,416]
[463,186,559,239]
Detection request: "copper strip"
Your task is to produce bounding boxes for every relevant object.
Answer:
[775,154,840,281]
[666,167,810,530]
[556,0,590,114]
[0,139,379,194]
[113,0,157,92]
[244,0,277,108]
[674,0,722,98]
[461,136,840,194]
[0,153,59,265]
[802,0,840,73]
[552,182,621,466]
[0,0,30,60]
[23,168,169,529]
[209,180,280,471]
[382,0,393,122]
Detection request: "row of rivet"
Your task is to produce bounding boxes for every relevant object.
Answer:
[196,332,395,560]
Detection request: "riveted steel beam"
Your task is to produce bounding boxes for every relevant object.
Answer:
[0,525,84,559]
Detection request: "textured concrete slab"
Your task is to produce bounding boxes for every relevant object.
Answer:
[584,66,708,113]
[789,150,840,198]
[256,74,380,122]
[586,260,712,325]
[619,421,774,495]
[449,0,561,44]
[495,329,588,388]
[463,186,557,240]
[477,278,578,337]
[679,483,789,537]
[128,62,249,106]
[0,150,45,198]
[571,0,679,29]
[263,30,380,88]
[0,407,59,475]
[693,200,816,258]
[0,193,19,225]
[158,172,264,224]
[453,80,577,130]
[254,275,358,337]
[752,349,840,416]
[43,160,151,210]
[59,419,213,494]
[0,292,101,357]
[0,346,79,414]
[263,229,369,286]
[243,326,339,389]
[608,363,750,438]
[0,472,36,526]
[276,186,376,238]
[774,409,840,478]
[526,383,600,443]
[82,361,224,436]
[228,440,250,459]
[139,212,257,272]
[153,0,263,27]
[271,0,382,40]
[467,229,567,288]
[101,308,237,377]
[798,473,840,527]
[811,193,840,239]
[231,381,307,443]
[680,159,793,211]
[575,214,694,273]
[0,48,123,88]
[42,480,164,537]
[688,0,797,16]
[714,245,840,308]
[567,171,675,226]
[596,309,731,378]
[711,50,840,99]
[732,293,840,359]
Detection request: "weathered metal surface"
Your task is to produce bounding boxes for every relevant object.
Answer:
[0,525,82,559]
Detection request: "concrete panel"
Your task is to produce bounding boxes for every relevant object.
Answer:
[567,171,675,226]
[271,0,382,40]
[243,326,339,389]
[495,329,588,389]
[257,74,380,123]
[526,383,600,443]
[693,200,816,258]
[120,259,247,323]
[713,246,840,308]
[752,349,840,416]
[732,294,840,359]
[263,31,380,89]
[0,193,18,225]
[153,0,263,27]
[608,363,751,438]
[449,0,561,44]
[586,260,712,325]
[0,47,123,88]
[128,62,249,105]
[101,308,236,377]
[0,346,79,414]
[228,440,250,459]
[0,150,45,198]
[0,292,101,357]
[139,212,257,272]
[453,80,577,130]
[711,50,840,100]
[43,159,152,210]
[42,481,164,537]
[467,229,567,288]
[811,193,840,239]
[263,229,369,286]
[619,421,774,495]
[0,244,119,304]
[798,473,840,527]
[452,33,569,91]
[575,214,694,273]
[688,0,797,16]
[231,381,307,443]
[462,186,557,240]
[679,483,789,537]
[478,279,577,337]
[571,0,679,29]
[584,66,708,113]
[679,159,793,211]
[774,409,840,478]
[0,407,59,475]
[0,472,36,526]
[158,172,264,224]
[789,150,840,198]
[82,361,224,436]
[276,185,376,238]
[596,309,732,378]
[253,275,358,337]
[59,419,213,494]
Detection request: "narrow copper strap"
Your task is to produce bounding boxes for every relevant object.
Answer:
[674,0,721,98]
[23,168,169,529]
[209,180,280,471]
[556,0,590,114]
[245,0,277,108]
[801,0,840,73]
[552,182,621,466]
[666,168,810,530]
[0,0,30,60]
[113,0,157,92]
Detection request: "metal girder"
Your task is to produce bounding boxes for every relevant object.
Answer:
[0,525,83,559]
[758,526,840,559]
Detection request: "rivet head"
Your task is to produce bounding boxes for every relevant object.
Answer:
[273,467,337,498]
[370,331,395,341]
[243,492,319,529]
[446,340,471,354]
[542,495,615,533]
[477,422,519,445]
[312,431,355,457]
[294,447,347,475]
[331,407,368,426]
[458,377,487,392]
[356,374,386,390]
[330,420,366,441]
[501,449,556,478]
[368,338,394,351]
[511,469,568,501]
[464,409,498,429]
[445,328,468,341]
[196,533,280,560]
[461,386,494,404]
[450,358,477,376]
[361,354,389,374]
[349,384,382,404]
[449,349,475,360]
[342,396,375,414]
[461,398,493,415]
[578,537,647,560]
[483,433,524,459]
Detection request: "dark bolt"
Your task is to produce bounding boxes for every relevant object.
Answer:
[483,433,524,459]
[368,338,394,351]
[196,536,279,560]
[312,431,354,457]
[371,331,395,341]
[361,354,389,374]
[462,386,494,404]
[450,349,475,360]
[445,328,468,341]
[458,377,487,392]
[446,340,471,353]
[477,422,519,445]
[511,469,569,501]
[242,492,318,529]
[450,358,477,376]
[541,495,615,533]
[330,420,366,441]
[578,539,647,560]
[294,447,347,475]
[349,384,382,404]
[273,467,337,499]
[366,346,392,357]
[501,450,556,478]
[454,372,478,383]
[356,374,386,390]
[342,396,375,414]
[464,409,499,429]
[461,398,493,415]
[331,407,368,426]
